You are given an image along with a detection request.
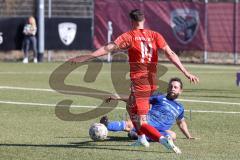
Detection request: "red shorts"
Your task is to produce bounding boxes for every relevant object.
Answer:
[129,96,150,115]
[130,71,157,93]
[129,71,157,116]
[128,88,155,116]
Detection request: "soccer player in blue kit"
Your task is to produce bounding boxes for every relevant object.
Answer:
[101,77,197,141]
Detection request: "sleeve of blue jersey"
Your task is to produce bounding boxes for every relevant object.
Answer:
[176,103,185,120]
[149,91,163,104]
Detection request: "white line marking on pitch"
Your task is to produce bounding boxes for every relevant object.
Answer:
[163,64,240,70]
[0,72,51,74]
[0,100,99,109]
[0,86,55,92]
[0,86,112,96]
[0,100,240,114]
[185,109,240,114]
[0,86,240,106]
[178,99,240,106]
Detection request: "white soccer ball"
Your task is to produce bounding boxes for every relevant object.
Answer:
[89,123,108,141]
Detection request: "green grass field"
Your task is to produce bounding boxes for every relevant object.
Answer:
[0,62,240,160]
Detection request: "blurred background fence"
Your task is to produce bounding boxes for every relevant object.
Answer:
[0,0,239,64]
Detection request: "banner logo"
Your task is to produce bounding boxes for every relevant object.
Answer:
[58,22,77,46]
[171,9,199,44]
[0,32,3,45]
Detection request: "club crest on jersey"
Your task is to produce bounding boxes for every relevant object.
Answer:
[58,22,77,46]
[170,9,199,44]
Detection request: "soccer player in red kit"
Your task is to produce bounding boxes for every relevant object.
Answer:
[71,9,199,154]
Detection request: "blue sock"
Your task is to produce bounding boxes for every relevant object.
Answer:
[107,121,126,132]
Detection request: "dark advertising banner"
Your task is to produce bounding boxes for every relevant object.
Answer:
[94,0,205,51]
[94,0,240,53]
[45,18,92,50]
[0,18,26,50]
[207,3,235,52]
[144,1,205,51]
[238,4,240,53]
[0,18,92,50]
[94,0,141,48]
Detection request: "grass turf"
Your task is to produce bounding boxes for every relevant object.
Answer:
[0,62,240,160]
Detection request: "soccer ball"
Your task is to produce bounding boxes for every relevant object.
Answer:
[89,123,108,141]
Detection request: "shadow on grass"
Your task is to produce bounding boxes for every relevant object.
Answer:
[55,136,131,142]
[55,136,90,139]
[0,142,169,153]
[69,136,133,147]
[106,136,133,142]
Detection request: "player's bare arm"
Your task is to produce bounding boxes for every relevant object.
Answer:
[105,95,129,103]
[176,119,199,140]
[69,42,119,63]
[162,45,199,84]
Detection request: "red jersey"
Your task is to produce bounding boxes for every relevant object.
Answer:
[114,29,167,80]
[114,29,167,115]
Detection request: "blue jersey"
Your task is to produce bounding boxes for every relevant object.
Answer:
[147,93,184,131]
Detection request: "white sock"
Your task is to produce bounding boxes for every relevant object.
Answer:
[159,136,165,143]
[138,134,147,142]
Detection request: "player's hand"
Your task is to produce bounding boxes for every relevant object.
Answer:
[105,97,112,103]
[105,96,119,103]
[185,73,199,84]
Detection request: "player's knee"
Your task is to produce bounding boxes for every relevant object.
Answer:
[171,132,177,141]
[126,104,131,114]
[166,130,176,140]
[124,120,134,131]
[139,115,148,123]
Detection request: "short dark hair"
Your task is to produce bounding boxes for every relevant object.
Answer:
[169,77,183,89]
[129,9,145,22]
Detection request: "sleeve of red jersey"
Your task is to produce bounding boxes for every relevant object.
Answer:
[114,32,132,50]
[156,33,167,49]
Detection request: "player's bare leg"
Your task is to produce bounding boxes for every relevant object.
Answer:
[130,114,150,147]
[165,130,177,141]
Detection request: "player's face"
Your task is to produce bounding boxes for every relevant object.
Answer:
[167,81,182,100]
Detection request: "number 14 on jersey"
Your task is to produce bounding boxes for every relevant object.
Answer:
[140,41,153,63]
